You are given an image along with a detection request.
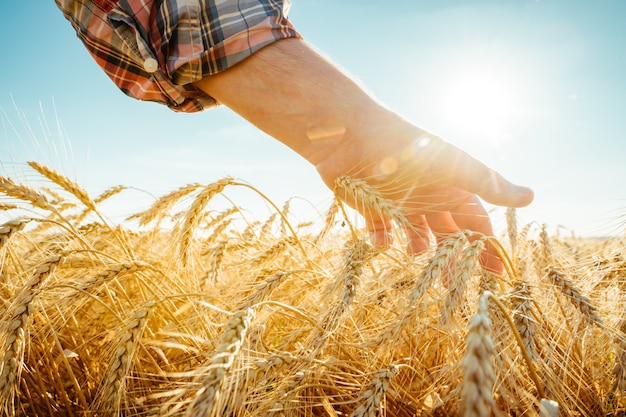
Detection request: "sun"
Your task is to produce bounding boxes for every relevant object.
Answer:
[439,64,521,143]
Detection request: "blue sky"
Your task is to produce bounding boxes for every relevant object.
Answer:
[1,0,625,236]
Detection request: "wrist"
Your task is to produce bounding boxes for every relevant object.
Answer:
[313,110,427,188]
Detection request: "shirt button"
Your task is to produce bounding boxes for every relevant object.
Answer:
[143,58,159,73]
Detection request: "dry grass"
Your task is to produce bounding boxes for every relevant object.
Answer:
[0,163,625,416]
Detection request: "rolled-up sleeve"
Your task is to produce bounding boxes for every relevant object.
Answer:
[55,0,302,112]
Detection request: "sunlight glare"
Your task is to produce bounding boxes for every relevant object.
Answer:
[440,65,521,143]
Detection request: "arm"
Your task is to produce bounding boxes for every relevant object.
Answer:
[193,38,533,272]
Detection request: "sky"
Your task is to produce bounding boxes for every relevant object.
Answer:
[1,0,625,237]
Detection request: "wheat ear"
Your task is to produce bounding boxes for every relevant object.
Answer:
[0,255,63,416]
[204,239,228,285]
[179,178,234,267]
[368,232,467,348]
[265,369,310,416]
[248,237,294,270]
[94,185,127,205]
[28,161,96,211]
[506,207,518,255]
[547,268,602,326]
[0,219,30,250]
[0,203,18,211]
[335,175,412,232]
[409,232,468,304]
[100,300,158,414]
[537,224,552,272]
[0,176,50,210]
[185,308,255,417]
[510,282,538,362]
[250,352,296,382]
[440,239,485,327]
[69,262,147,301]
[237,271,291,310]
[461,292,500,417]
[612,310,626,394]
[203,208,237,246]
[279,199,291,235]
[349,366,398,417]
[72,185,128,226]
[315,238,373,351]
[315,199,339,245]
[127,182,202,225]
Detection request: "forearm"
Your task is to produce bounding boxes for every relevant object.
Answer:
[192,38,421,175]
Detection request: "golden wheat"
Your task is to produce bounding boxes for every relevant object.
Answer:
[461,291,500,417]
[28,161,97,211]
[349,366,398,417]
[0,255,63,416]
[0,175,50,210]
[2,162,625,416]
[185,308,255,417]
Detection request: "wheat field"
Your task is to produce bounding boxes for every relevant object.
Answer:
[0,162,625,416]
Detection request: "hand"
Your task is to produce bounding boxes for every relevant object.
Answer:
[316,131,534,274]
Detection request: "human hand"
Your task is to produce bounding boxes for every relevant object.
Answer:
[315,131,534,274]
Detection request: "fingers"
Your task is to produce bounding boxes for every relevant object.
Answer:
[365,190,504,275]
[405,214,430,254]
[449,195,504,274]
[405,194,504,274]
[366,214,393,248]
[418,136,534,208]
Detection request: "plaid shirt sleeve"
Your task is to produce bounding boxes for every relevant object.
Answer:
[55,0,302,112]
